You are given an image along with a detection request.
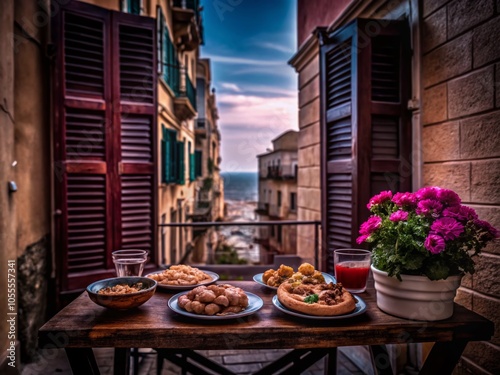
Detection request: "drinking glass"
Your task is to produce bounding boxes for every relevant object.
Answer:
[112,249,148,277]
[334,249,371,293]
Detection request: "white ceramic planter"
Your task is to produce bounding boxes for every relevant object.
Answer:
[371,265,463,321]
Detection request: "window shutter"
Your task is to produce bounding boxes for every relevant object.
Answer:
[320,19,411,272]
[53,1,157,293]
[177,141,185,185]
[188,142,195,181]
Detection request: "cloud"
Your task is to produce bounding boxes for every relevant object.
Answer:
[255,41,294,54]
[217,91,298,171]
[220,82,242,92]
[203,53,283,66]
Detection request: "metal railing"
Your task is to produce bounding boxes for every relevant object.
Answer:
[159,220,321,272]
[261,165,298,180]
[165,64,197,110]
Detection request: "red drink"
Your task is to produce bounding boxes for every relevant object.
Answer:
[335,262,370,292]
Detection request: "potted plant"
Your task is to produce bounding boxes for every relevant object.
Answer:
[357,187,498,320]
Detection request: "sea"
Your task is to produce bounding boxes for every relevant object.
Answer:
[221,172,258,202]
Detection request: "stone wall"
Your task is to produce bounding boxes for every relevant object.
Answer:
[421,0,500,373]
[292,43,322,265]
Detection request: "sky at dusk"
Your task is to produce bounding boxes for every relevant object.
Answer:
[201,0,298,172]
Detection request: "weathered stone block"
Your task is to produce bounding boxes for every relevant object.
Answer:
[422,122,459,161]
[299,76,320,108]
[473,16,500,67]
[298,144,320,167]
[18,236,49,362]
[423,162,470,200]
[472,254,500,296]
[298,122,320,149]
[299,166,321,189]
[454,287,472,309]
[471,160,500,203]
[422,6,447,53]
[299,98,320,128]
[462,341,500,373]
[299,55,319,90]
[460,111,500,159]
[472,293,500,345]
[448,66,494,119]
[422,84,447,125]
[448,0,494,38]
[423,33,472,88]
[423,0,448,17]
[462,272,473,289]
[297,187,321,212]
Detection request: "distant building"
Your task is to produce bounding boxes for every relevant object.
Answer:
[256,130,298,263]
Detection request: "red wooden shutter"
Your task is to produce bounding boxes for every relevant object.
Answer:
[320,19,411,272]
[113,13,157,256]
[53,2,157,294]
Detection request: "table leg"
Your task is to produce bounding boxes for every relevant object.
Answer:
[370,345,393,375]
[114,348,130,375]
[325,348,337,375]
[419,340,468,375]
[65,348,100,375]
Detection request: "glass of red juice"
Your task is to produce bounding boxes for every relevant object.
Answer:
[334,249,371,293]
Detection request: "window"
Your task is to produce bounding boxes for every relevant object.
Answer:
[53,1,157,292]
[194,150,202,177]
[290,192,297,211]
[158,9,179,93]
[320,19,411,272]
[188,142,195,182]
[277,191,282,207]
[161,126,185,184]
[122,0,142,14]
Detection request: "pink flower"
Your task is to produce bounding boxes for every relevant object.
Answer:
[359,216,382,234]
[415,187,440,201]
[443,205,478,221]
[437,189,461,207]
[356,234,370,244]
[392,192,416,207]
[416,199,443,216]
[390,210,409,222]
[367,191,393,209]
[425,233,446,254]
[431,217,464,241]
[474,219,500,239]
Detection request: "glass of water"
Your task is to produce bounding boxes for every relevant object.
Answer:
[112,249,148,277]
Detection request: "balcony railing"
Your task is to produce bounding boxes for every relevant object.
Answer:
[172,0,203,47]
[166,63,197,120]
[262,165,298,180]
[159,220,321,272]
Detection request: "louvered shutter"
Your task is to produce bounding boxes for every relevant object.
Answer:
[177,141,185,185]
[113,12,157,257]
[195,150,202,177]
[53,1,157,293]
[320,19,411,272]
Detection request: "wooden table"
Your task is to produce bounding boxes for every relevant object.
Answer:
[38,281,493,375]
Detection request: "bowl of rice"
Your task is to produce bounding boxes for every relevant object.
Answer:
[86,276,157,310]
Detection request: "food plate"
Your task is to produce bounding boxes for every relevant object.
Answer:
[253,272,336,290]
[168,291,264,320]
[272,294,367,320]
[146,270,219,291]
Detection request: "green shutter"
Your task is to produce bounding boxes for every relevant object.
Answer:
[188,142,195,182]
[162,126,179,184]
[177,141,185,185]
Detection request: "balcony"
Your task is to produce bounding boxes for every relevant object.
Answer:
[172,0,203,51]
[195,118,208,139]
[262,165,298,180]
[255,202,269,215]
[169,65,197,121]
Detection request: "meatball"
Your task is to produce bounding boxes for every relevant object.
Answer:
[204,303,221,316]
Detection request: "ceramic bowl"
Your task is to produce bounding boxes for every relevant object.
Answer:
[86,276,157,310]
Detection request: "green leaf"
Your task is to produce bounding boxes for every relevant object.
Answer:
[304,294,319,304]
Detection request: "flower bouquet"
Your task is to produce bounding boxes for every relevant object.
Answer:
[357,187,499,281]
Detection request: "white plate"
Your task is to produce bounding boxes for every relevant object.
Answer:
[253,272,336,290]
[272,294,367,320]
[146,270,219,291]
[168,291,263,320]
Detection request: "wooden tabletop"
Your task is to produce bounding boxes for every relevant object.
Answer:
[39,281,493,350]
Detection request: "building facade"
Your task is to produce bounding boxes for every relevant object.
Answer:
[256,130,298,263]
[0,0,222,366]
[290,0,500,373]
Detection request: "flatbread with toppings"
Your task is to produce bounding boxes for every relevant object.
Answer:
[277,282,356,316]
